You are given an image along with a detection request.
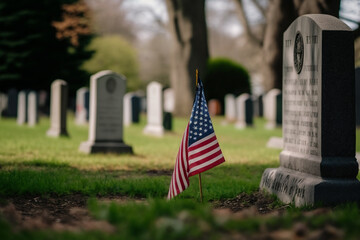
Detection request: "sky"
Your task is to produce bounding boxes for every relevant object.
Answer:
[124,0,360,40]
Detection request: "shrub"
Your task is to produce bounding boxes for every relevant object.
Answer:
[203,58,251,113]
[82,35,141,91]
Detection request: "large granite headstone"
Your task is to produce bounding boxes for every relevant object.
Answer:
[27,91,38,126]
[47,80,69,137]
[75,87,89,125]
[260,14,360,206]
[143,81,164,136]
[235,93,253,129]
[17,90,28,125]
[264,89,282,129]
[79,70,133,154]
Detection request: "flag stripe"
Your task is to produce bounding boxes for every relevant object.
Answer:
[189,154,225,174]
[189,145,222,165]
[188,136,217,156]
[188,133,216,151]
[189,148,222,168]
[189,156,225,177]
[189,141,220,160]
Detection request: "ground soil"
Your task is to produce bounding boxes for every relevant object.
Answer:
[0,192,344,239]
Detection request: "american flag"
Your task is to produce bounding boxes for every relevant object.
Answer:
[167,77,225,199]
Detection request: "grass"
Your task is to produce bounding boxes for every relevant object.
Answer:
[0,113,281,200]
[2,113,360,239]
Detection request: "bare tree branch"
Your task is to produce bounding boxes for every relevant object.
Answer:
[250,0,266,17]
[234,0,262,46]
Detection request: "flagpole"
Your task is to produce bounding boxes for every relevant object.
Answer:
[195,68,204,203]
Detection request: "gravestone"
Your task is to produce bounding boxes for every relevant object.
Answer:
[79,70,133,154]
[123,92,134,126]
[75,87,89,125]
[143,81,164,136]
[163,88,174,131]
[47,80,69,137]
[224,94,236,123]
[208,99,221,116]
[264,89,282,129]
[27,91,38,126]
[356,67,360,127]
[235,93,253,129]
[131,95,141,123]
[38,90,49,116]
[17,91,28,125]
[260,14,360,206]
[5,89,18,117]
[258,94,264,117]
[0,93,8,118]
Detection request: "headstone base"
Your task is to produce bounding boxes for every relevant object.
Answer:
[79,141,133,154]
[46,128,68,137]
[143,125,164,137]
[260,167,360,206]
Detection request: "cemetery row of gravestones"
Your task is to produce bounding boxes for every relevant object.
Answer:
[213,89,283,130]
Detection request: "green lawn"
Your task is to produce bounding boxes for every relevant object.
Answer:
[0,114,282,200]
[1,114,360,239]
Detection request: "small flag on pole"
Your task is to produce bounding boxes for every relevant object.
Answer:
[167,74,225,200]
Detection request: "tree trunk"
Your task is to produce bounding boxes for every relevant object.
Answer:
[262,0,341,90]
[166,0,209,116]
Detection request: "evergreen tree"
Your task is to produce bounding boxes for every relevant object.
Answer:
[0,0,93,94]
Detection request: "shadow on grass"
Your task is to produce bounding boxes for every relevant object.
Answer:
[0,162,278,201]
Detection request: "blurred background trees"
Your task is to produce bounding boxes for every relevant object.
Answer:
[0,0,93,95]
[0,0,359,116]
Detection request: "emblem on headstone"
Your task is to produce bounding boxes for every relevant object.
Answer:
[106,77,116,93]
[294,32,304,74]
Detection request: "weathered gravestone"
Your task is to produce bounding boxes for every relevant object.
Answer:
[355,67,360,127]
[5,89,18,117]
[235,93,253,129]
[123,92,134,127]
[79,71,133,154]
[17,91,28,125]
[253,94,264,117]
[143,81,164,136]
[260,14,360,206]
[224,94,236,123]
[0,93,8,118]
[27,91,38,126]
[131,95,141,123]
[208,99,221,116]
[264,89,282,129]
[75,87,89,125]
[47,80,69,137]
[163,88,174,131]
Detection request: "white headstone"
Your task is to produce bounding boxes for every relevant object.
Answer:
[47,80,68,137]
[75,87,89,125]
[143,81,164,136]
[260,14,360,206]
[17,91,28,125]
[123,92,134,127]
[224,94,236,123]
[79,70,133,154]
[235,93,253,129]
[163,88,175,113]
[27,91,38,126]
[264,89,281,129]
